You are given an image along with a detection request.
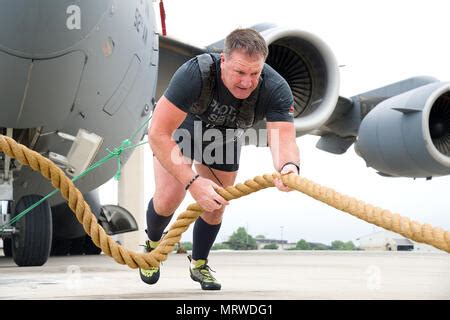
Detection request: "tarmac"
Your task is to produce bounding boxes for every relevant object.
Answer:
[0,250,449,300]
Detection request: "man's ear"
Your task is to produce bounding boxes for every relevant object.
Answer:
[220,53,225,63]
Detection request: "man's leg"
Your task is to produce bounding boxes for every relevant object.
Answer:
[189,164,237,290]
[148,156,187,240]
[140,156,189,285]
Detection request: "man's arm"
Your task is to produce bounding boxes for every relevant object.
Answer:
[266,121,300,191]
[149,95,195,185]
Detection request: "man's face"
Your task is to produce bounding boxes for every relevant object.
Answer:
[220,50,265,100]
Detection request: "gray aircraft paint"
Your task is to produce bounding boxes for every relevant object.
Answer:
[0,0,158,204]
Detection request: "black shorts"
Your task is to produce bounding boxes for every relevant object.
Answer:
[173,115,242,172]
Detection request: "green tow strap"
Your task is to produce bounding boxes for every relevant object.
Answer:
[0,115,152,230]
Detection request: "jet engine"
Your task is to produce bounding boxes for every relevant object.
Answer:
[259,27,340,133]
[355,81,450,178]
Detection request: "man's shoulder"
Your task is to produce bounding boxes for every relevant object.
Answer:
[262,63,289,88]
[175,53,220,81]
[184,53,220,67]
[260,63,291,100]
[179,55,201,73]
[170,55,204,86]
[256,63,293,112]
[164,54,205,112]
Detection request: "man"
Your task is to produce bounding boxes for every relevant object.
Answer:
[140,28,300,290]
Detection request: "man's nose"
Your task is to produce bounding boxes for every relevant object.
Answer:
[240,77,252,88]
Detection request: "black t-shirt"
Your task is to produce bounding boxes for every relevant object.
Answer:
[164,53,294,129]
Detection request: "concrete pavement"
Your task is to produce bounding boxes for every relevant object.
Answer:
[0,250,449,299]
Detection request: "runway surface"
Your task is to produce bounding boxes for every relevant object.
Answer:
[0,250,449,299]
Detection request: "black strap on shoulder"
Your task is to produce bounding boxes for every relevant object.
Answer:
[190,53,216,115]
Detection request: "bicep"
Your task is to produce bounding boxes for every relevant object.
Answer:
[149,95,187,137]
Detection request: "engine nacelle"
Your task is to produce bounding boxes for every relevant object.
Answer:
[260,27,340,133]
[355,82,450,178]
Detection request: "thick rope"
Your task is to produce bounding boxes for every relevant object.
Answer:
[0,135,448,270]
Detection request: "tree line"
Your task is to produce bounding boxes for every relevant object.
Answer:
[178,227,356,251]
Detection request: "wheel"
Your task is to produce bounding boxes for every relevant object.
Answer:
[12,195,52,266]
[3,238,12,257]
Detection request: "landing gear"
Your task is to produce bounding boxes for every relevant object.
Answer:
[49,191,137,257]
[12,195,52,266]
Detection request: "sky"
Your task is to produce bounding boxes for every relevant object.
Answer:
[102,0,450,245]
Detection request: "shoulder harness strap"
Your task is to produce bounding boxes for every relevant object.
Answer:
[190,53,216,115]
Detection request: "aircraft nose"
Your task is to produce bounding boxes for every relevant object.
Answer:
[0,0,109,58]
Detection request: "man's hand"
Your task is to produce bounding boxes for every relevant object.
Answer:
[188,176,229,212]
[273,163,299,192]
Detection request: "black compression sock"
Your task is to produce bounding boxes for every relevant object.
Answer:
[146,198,173,242]
[192,217,221,260]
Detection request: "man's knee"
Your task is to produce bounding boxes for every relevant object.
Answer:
[153,192,185,215]
[202,207,226,225]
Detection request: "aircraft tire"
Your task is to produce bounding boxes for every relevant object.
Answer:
[12,195,52,266]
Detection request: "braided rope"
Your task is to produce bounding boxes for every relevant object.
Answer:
[0,135,448,271]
